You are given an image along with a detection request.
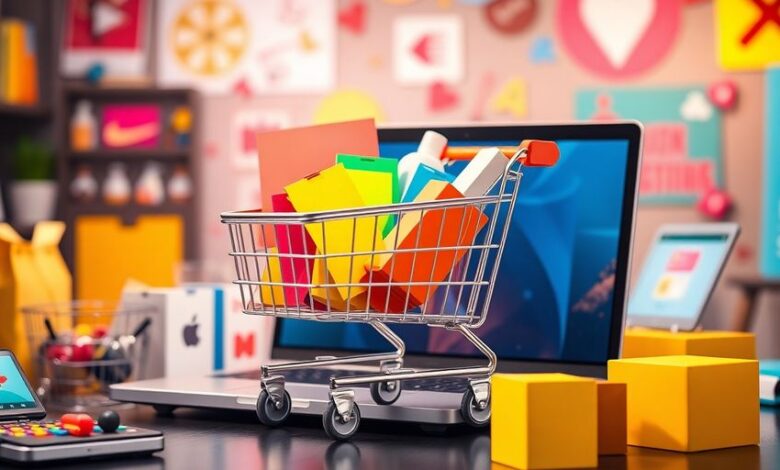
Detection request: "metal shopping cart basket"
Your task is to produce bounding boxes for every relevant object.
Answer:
[221,140,558,440]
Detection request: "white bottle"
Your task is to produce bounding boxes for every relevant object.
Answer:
[71,100,97,152]
[397,130,448,196]
[135,162,165,206]
[168,165,193,203]
[103,163,131,205]
[70,165,98,202]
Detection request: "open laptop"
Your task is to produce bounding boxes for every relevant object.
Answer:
[110,122,642,426]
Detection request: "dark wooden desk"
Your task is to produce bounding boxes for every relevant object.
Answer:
[35,405,780,469]
[729,276,780,331]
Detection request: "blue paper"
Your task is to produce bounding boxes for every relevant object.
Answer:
[401,164,455,203]
[761,67,780,278]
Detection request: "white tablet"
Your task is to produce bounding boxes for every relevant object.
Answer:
[627,223,740,331]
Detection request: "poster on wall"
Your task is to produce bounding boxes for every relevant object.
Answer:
[157,0,336,94]
[392,15,464,85]
[761,66,780,277]
[715,0,780,71]
[576,87,723,205]
[62,0,150,78]
[556,0,681,79]
[231,109,290,169]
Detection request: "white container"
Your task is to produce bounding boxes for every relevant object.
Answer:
[121,284,273,377]
[453,147,508,197]
[397,130,448,196]
[10,180,58,228]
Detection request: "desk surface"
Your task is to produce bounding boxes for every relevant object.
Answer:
[33,405,779,469]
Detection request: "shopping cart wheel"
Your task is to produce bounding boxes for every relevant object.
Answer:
[256,389,292,426]
[323,401,361,440]
[369,380,402,405]
[460,389,490,428]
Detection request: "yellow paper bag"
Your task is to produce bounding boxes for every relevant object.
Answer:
[0,222,72,375]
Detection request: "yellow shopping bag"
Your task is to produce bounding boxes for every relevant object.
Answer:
[0,222,71,375]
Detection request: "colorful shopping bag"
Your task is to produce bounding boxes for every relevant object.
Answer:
[0,222,71,374]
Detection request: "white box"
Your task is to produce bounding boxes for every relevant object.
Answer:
[121,284,275,378]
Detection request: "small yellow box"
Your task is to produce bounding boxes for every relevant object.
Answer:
[492,373,597,469]
[622,329,756,359]
[608,355,759,452]
[596,381,627,455]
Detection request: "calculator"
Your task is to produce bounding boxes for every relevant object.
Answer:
[0,350,163,463]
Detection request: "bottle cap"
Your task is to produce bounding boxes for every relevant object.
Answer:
[417,131,447,161]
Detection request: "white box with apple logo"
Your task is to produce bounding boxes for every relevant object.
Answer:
[121,287,216,379]
[120,284,273,378]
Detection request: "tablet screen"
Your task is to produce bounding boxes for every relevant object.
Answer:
[0,355,37,411]
[628,233,732,321]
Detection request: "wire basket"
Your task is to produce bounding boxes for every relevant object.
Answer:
[22,300,154,411]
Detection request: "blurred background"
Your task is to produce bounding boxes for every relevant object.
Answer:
[0,0,778,361]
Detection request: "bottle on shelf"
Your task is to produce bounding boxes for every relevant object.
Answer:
[70,165,98,202]
[70,100,97,152]
[103,163,131,206]
[135,162,165,206]
[167,165,193,203]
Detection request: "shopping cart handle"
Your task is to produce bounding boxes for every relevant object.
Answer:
[519,139,559,167]
[442,140,559,167]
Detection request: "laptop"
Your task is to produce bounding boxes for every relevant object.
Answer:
[110,122,642,426]
[626,223,740,331]
[0,350,163,463]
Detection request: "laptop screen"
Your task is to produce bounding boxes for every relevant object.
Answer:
[275,132,634,365]
[0,355,37,411]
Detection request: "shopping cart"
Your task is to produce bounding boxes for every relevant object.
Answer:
[221,140,558,439]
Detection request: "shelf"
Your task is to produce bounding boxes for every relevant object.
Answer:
[63,82,193,99]
[0,102,49,118]
[66,148,192,162]
[67,202,192,226]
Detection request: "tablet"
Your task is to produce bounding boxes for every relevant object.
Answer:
[627,223,740,331]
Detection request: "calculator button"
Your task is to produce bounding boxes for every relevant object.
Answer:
[50,428,69,436]
[93,426,103,433]
[117,425,127,432]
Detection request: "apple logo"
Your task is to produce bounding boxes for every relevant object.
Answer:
[182,315,200,347]
[0,375,6,387]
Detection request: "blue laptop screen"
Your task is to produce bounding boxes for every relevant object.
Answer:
[276,138,630,364]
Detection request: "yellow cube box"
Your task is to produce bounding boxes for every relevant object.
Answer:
[596,381,627,455]
[608,355,759,452]
[492,373,597,469]
[622,329,756,359]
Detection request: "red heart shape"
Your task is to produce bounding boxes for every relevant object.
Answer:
[0,375,7,385]
[338,1,365,34]
[429,82,459,112]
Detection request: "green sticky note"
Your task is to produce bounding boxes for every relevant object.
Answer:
[336,154,399,237]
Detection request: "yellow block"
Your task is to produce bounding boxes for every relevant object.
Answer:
[608,355,759,452]
[492,373,597,469]
[622,329,756,359]
[76,215,182,301]
[715,0,780,70]
[597,380,627,455]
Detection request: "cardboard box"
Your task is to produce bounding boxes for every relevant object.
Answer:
[492,373,598,469]
[622,329,756,359]
[608,355,759,452]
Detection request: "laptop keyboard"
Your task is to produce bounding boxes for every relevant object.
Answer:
[221,368,469,394]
